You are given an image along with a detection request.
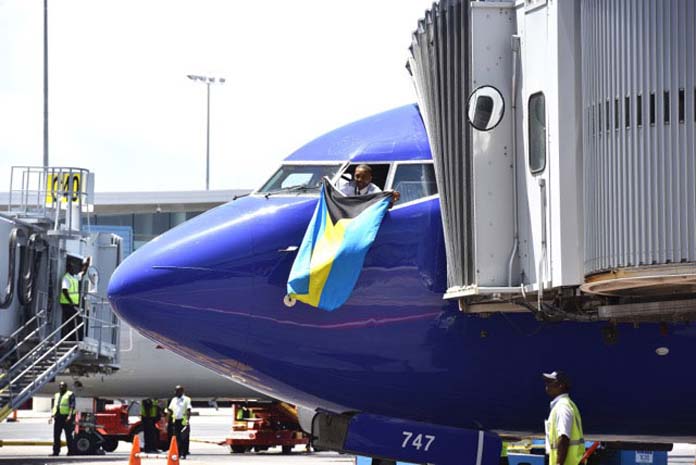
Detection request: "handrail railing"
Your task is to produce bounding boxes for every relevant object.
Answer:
[5,310,82,379]
[0,309,46,359]
[4,338,81,408]
[13,345,80,404]
[0,321,47,371]
[8,322,83,390]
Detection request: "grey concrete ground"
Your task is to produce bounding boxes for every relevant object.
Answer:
[0,410,694,465]
[0,409,354,464]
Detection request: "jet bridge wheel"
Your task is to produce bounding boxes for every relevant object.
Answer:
[231,445,250,453]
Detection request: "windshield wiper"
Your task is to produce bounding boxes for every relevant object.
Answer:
[264,183,320,198]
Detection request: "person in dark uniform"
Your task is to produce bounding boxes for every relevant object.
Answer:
[141,398,160,452]
[49,381,75,456]
[60,256,90,340]
[60,260,81,339]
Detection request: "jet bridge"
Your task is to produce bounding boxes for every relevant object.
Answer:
[408,0,696,323]
[0,167,121,420]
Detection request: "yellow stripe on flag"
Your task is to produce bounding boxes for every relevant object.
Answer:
[293,211,351,307]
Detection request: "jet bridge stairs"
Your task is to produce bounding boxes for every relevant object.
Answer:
[0,283,120,423]
[0,166,122,422]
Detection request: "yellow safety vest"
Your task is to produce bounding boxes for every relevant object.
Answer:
[142,401,158,418]
[168,395,191,426]
[60,273,79,305]
[548,397,585,465]
[501,442,508,457]
[52,391,74,416]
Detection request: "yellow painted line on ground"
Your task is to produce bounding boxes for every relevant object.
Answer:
[0,440,66,447]
[189,439,226,445]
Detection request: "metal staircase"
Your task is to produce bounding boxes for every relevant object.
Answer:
[0,312,83,422]
[0,166,122,421]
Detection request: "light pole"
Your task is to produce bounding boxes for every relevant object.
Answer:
[187,74,225,190]
[43,0,49,168]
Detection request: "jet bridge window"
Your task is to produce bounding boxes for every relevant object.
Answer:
[528,92,546,174]
[390,163,437,205]
[259,164,341,193]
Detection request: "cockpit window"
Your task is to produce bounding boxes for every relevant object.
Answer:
[259,164,341,194]
[391,163,437,205]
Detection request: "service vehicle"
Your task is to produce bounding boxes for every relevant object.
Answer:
[226,401,309,454]
[73,403,168,455]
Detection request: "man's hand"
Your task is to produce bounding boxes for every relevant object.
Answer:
[48,416,53,424]
[388,191,401,209]
[81,257,92,274]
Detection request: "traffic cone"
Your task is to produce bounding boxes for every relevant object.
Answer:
[167,435,179,464]
[129,435,142,465]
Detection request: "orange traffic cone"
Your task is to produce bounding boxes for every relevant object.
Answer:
[167,435,179,464]
[129,435,142,465]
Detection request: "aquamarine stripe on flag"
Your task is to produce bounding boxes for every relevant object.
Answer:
[287,185,328,296]
[317,197,390,311]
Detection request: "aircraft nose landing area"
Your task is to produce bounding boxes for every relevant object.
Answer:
[107,202,262,367]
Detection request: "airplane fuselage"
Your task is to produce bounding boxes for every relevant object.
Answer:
[109,105,696,444]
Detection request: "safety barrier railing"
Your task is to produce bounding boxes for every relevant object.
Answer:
[2,310,83,384]
[84,297,120,343]
[6,166,93,233]
[0,314,84,417]
[0,309,47,368]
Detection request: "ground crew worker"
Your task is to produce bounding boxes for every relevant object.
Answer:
[167,385,191,459]
[235,402,255,420]
[60,260,81,339]
[60,257,90,340]
[49,381,75,456]
[543,371,585,465]
[500,441,509,465]
[141,398,160,452]
[235,404,246,420]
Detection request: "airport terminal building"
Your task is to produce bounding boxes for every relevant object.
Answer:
[2,189,250,255]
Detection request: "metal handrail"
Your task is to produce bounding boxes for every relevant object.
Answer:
[6,310,82,377]
[0,309,46,358]
[0,321,46,370]
[8,322,83,389]
[7,342,80,407]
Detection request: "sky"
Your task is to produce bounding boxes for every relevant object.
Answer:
[0,0,433,192]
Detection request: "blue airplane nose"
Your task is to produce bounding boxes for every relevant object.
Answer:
[107,199,265,364]
[107,196,317,371]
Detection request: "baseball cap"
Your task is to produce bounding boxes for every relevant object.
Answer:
[542,371,571,387]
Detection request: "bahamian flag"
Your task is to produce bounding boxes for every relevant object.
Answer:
[287,178,392,311]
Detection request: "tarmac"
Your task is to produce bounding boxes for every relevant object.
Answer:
[0,409,694,465]
[0,409,355,464]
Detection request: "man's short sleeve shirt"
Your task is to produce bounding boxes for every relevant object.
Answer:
[338,181,382,196]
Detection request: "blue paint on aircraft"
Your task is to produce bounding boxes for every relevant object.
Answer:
[108,104,696,445]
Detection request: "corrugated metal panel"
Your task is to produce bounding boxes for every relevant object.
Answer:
[583,0,696,275]
[407,0,475,290]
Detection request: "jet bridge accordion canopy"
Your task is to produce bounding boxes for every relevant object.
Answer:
[407,0,474,293]
[582,0,696,283]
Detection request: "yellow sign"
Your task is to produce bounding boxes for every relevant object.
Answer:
[46,173,82,205]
